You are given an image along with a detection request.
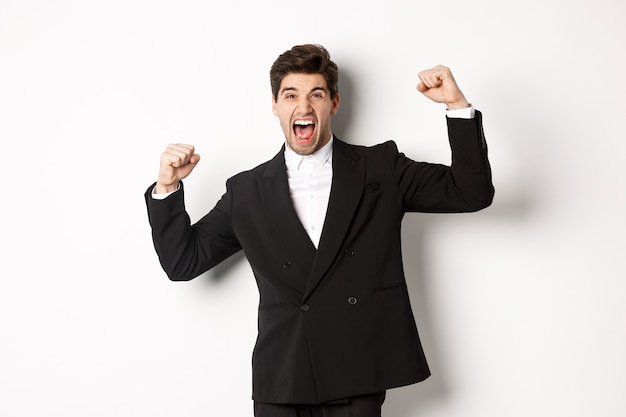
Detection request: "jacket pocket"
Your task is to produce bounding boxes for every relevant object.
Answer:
[373,282,407,292]
[258,302,287,311]
[364,181,380,194]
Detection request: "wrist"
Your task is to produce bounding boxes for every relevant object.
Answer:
[446,97,470,110]
[155,181,179,194]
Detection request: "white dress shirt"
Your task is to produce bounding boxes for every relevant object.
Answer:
[284,137,334,248]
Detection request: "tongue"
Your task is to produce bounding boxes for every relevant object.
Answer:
[295,124,315,140]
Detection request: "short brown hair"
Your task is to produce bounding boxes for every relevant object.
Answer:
[270,44,339,101]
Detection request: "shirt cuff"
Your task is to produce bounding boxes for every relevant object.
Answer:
[151,184,180,200]
[446,105,475,119]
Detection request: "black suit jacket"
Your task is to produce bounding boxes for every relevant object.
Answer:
[145,113,494,404]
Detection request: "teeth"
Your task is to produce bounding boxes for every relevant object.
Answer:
[294,120,314,126]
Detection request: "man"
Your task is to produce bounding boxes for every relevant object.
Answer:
[145,44,494,416]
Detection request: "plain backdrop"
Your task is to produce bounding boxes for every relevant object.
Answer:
[1,0,625,416]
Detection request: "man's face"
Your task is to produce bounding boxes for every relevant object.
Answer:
[272,73,340,155]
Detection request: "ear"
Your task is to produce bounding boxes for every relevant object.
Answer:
[330,93,340,116]
[272,96,278,116]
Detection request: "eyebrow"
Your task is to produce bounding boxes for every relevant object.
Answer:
[280,86,328,95]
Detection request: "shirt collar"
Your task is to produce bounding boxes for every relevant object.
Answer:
[284,134,334,170]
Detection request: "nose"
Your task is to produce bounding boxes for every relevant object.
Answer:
[296,97,313,114]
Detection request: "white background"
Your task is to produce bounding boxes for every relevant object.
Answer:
[1,0,625,416]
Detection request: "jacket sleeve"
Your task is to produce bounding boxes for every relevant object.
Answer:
[144,181,242,281]
[389,110,494,213]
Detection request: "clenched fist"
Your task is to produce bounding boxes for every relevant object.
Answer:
[417,65,469,110]
[155,143,201,194]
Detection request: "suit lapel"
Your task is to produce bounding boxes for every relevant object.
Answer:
[303,138,365,300]
[258,147,317,272]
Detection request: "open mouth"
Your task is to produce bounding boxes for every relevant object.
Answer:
[293,119,316,141]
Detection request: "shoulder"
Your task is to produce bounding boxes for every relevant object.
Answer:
[334,137,401,160]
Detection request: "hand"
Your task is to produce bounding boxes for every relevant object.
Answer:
[416,65,469,110]
[155,143,201,194]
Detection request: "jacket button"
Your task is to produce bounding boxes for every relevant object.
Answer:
[347,297,358,305]
[345,249,355,256]
[301,304,310,311]
[283,262,291,269]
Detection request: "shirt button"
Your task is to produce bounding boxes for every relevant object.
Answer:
[301,304,310,311]
[347,297,358,305]
[283,262,291,269]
